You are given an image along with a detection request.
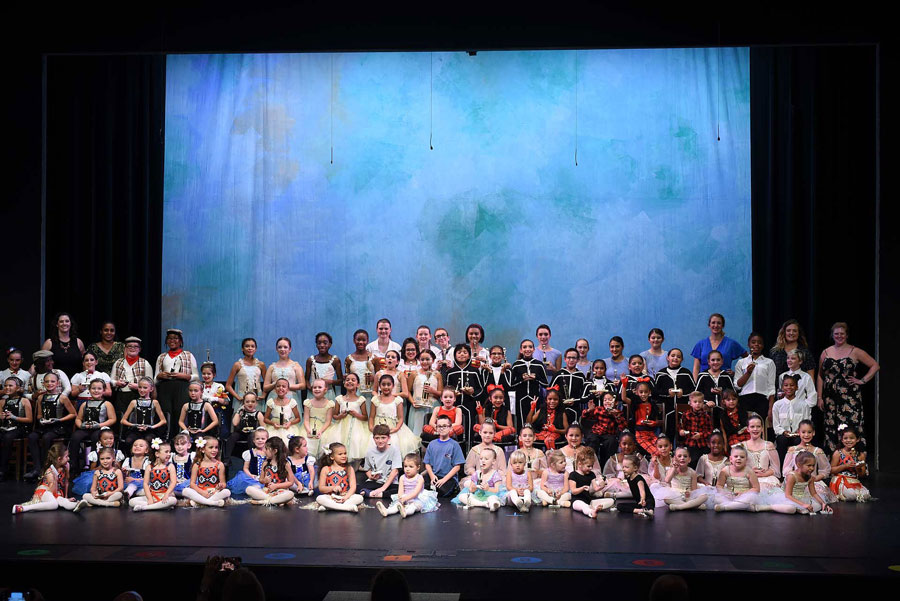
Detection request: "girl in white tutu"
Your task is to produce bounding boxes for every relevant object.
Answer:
[713,446,760,512]
[331,372,370,463]
[757,450,832,514]
[376,453,439,518]
[781,420,837,504]
[651,447,712,511]
[738,414,781,491]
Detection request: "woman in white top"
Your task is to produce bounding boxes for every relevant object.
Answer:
[733,333,776,421]
[365,318,401,358]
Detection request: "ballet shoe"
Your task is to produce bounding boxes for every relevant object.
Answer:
[189,500,199,508]
[522,501,531,513]
[132,505,144,513]
[215,499,225,507]
[317,505,326,512]
[111,501,120,508]
[489,501,499,513]
[350,503,359,513]
[73,500,88,513]
[398,503,407,518]
[560,500,571,508]
[714,504,724,512]
[376,501,388,517]
[12,505,23,514]
[514,499,524,512]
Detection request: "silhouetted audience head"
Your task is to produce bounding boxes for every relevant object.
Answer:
[649,574,689,601]
[222,568,265,601]
[371,568,410,601]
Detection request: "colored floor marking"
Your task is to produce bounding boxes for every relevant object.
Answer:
[632,559,665,567]
[384,555,412,561]
[264,553,296,560]
[17,549,50,556]
[889,565,900,572]
[511,556,542,564]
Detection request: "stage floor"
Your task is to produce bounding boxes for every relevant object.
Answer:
[2,474,899,599]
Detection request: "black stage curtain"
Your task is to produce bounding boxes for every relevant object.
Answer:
[750,47,884,465]
[43,55,165,360]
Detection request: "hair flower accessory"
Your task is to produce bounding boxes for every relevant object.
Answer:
[195,437,206,449]
[323,446,333,456]
[151,437,163,450]
[712,428,721,433]
[838,423,848,432]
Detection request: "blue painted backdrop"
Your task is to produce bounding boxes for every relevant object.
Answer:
[163,48,751,366]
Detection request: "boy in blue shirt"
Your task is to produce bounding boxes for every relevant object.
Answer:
[424,415,466,497]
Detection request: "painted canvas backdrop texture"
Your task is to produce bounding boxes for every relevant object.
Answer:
[163,48,751,367]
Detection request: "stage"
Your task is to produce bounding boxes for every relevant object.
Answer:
[2,474,899,600]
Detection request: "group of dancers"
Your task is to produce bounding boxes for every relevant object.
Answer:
[2,317,874,518]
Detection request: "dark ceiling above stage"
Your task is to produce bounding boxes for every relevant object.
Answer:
[12,2,885,55]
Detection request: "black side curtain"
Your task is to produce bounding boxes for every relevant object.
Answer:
[750,46,881,462]
[44,55,165,359]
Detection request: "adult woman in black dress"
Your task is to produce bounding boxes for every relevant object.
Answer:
[816,322,879,453]
[770,319,816,380]
[40,312,85,378]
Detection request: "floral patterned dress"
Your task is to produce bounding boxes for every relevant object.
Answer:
[821,354,864,453]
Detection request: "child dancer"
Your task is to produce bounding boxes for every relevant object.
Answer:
[78,448,124,509]
[332,373,370,462]
[131,439,178,511]
[536,450,571,507]
[454,447,506,512]
[376,453,439,518]
[444,344,484,418]
[407,350,442,437]
[527,389,568,450]
[183,436,231,507]
[679,391,713,467]
[758,450,832,514]
[264,378,302,445]
[772,374,816,464]
[517,425,545,477]
[0,376,32,480]
[720,389,750,448]
[227,427,268,496]
[200,362,230,441]
[1,348,31,396]
[316,442,363,512]
[12,442,78,513]
[739,414,781,490]
[619,355,650,409]
[172,432,195,497]
[345,329,376,400]
[68,379,117,473]
[374,350,409,401]
[696,431,728,486]
[695,350,736,431]
[619,454,655,518]
[225,392,264,464]
[305,332,343,401]
[630,381,661,457]
[179,381,219,437]
[782,420,836,503]
[651,447,711,511]
[421,388,463,441]
[289,436,316,495]
[300,379,339,458]
[582,391,627,467]
[505,450,534,512]
[224,338,266,412]
[121,438,150,502]
[653,348,695,439]
[829,424,871,502]
[713,446,760,511]
[475,387,515,443]
[369,374,420,456]
[601,431,649,499]
[120,377,166,449]
[246,437,297,506]
[71,428,125,497]
[569,447,614,518]
[733,332,777,424]
[464,419,508,475]
[25,372,76,479]
[551,349,588,411]
[508,339,549,422]
[648,435,674,482]
[558,424,601,475]
[585,359,617,406]
[483,346,512,407]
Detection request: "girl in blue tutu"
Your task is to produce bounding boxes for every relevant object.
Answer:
[453,447,506,512]
[226,427,268,496]
[288,436,316,495]
[70,428,124,498]
[376,453,439,518]
[172,432,195,496]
